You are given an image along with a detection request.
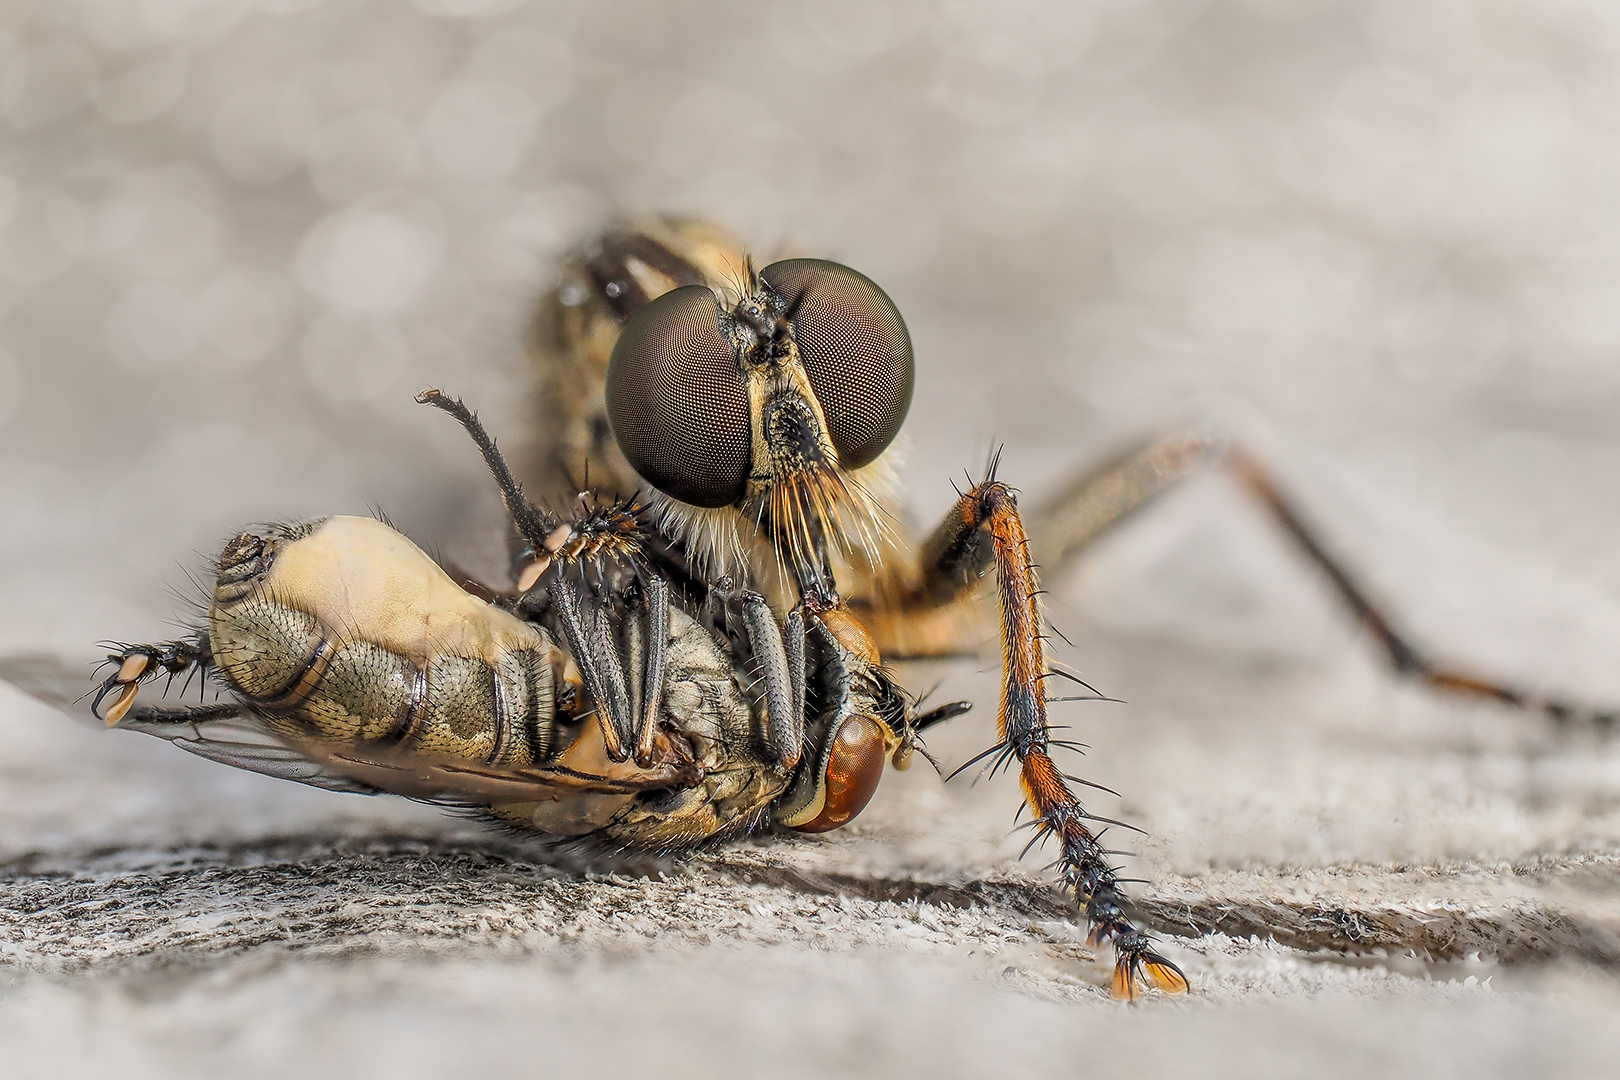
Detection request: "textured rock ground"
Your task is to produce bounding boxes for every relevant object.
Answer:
[8,1,1620,1076]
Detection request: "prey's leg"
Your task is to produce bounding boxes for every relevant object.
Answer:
[116,703,244,727]
[934,477,1188,1000]
[92,636,212,725]
[1030,431,1614,727]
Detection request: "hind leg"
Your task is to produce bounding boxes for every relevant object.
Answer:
[1026,429,1614,726]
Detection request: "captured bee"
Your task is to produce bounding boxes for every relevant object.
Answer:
[93,392,960,851]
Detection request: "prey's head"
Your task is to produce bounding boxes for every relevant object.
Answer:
[604,258,913,606]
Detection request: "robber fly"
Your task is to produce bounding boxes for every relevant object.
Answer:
[90,234,1189,1001]
[96,218,1601,1002]
[530,218,1610,991]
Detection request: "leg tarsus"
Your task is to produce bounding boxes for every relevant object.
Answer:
[1223,448,1611,724]
[418,389,563,555]
[552,582,635,762]
[1033,429,1616,728]
[119,702,243,728]
[422,388,651,595]
[633,575,669,767]
[92,636,211,726]
[785,609,806,736]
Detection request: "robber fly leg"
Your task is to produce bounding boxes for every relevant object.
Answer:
[552,580,636,762]
[1029,430,1615,728]
[932,476,1188,1000]
[417,389,566,558]
[92,635,211,726]
[1027,429,1223,569]
[420,388,651,596]
[1224,450,1618,725]
[711,580,806,769]
[620,574,671,767]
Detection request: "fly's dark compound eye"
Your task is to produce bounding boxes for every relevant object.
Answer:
[606,284,751,507]
[759,259,914,469]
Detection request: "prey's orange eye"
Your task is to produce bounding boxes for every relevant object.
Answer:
[786,715,887,833]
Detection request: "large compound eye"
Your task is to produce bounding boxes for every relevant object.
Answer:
[784,715,888,833]
[759,259,913,469]
[606,285,750,507]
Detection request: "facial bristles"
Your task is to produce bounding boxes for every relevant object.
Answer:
[768,459,894,586]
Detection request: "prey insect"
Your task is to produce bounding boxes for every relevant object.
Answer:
[93,398,945,848]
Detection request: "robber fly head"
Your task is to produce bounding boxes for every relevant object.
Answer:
[604,258,914,605]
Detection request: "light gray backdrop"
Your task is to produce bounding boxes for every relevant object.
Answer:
[5,1,1620,1077]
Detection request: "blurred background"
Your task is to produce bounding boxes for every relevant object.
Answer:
[6,0,1620,1072]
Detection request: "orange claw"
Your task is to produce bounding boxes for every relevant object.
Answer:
[1111,950,1189,1001]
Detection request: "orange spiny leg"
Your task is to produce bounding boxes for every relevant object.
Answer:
[945,477,1188,1001]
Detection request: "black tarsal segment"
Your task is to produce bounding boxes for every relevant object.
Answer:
[715,584,805,769]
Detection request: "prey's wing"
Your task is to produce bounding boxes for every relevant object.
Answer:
[0,653,380,797]
[110,709,699,805]
[121,708,387,795]
[311,746,702,804]
[0,653,94,715]
[1,652,699,806]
